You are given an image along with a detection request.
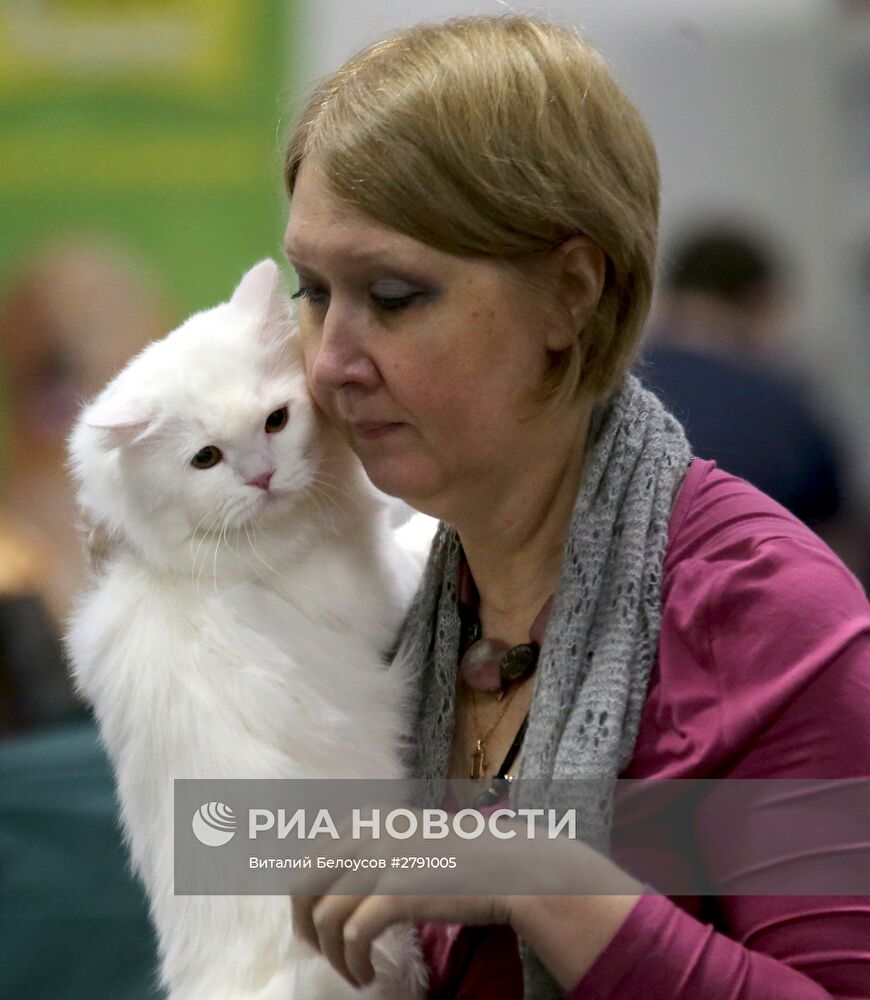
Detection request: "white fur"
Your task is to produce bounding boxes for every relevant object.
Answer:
[65,260,429,1000]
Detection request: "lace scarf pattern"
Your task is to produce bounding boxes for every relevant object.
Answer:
[394,374,692,999]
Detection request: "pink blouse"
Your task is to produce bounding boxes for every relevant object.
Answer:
[419,459,870,998]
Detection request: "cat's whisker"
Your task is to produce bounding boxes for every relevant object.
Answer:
[189,510,219,581]
[313,453,356,471]
[308,477,369,531]
[308,472,355,501]
[234,521,264,579]
[307,466,359,502]
[301,484,329,530]
[307,469,356,505]
[212,514,232,597]
[307,479,344,515]
[306,484,340,535]
[196,506,235,595]
[244,520,281,580]
[309,476,367,515]
[212,504,245,588]
[192,513,224,597]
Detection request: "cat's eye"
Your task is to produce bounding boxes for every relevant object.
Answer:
[265,406,288,434]
[191,445,223,469]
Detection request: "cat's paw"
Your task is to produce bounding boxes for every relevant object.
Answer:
[369,923,428,1000]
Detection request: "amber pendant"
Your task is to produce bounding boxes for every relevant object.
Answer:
[470,740,487,779]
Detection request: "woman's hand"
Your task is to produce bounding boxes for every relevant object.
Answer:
[292,889,512,989]
[289,805,643,990]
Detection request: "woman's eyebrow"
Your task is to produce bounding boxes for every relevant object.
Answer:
[283,238,400,268]
[284,252,404,270]
[284,246,436,286]
[285,225,443,268]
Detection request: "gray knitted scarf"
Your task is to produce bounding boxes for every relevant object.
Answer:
[395,373,692,999]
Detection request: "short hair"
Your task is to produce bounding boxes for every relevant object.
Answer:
[285,15,660,402]
[664,229,778,306]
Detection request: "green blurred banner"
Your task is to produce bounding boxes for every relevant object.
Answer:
[0,0,296,313]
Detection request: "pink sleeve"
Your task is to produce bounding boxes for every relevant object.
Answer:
[567,891,841,1000]
[570,519,870,998]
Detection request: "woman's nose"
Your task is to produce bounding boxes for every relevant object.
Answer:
[306,304,379,394]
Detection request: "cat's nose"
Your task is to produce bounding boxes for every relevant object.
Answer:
[246,469,274,491]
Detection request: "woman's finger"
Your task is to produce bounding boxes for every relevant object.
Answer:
[290,893,320,951]
[342,894,405,987]
[311,893,368,986]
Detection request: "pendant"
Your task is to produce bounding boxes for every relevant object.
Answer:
[459,638,508,693]
[470,739,487,779]
[500,643,538,682]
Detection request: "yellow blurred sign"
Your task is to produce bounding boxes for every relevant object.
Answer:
[0,0,249,98]
[0,127,268,190]
[0,0,289,314]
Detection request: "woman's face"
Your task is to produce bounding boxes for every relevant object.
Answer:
[284,162,570,517]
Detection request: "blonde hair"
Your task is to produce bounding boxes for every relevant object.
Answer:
[285,15,659,402]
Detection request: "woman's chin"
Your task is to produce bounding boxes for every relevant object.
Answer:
[358,455,445,513]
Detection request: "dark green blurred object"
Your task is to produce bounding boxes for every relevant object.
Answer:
[0,720,160,1000]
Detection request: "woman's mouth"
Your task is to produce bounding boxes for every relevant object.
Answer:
[348,421,406,440]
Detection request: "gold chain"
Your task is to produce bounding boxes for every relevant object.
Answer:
[468,685,521,779]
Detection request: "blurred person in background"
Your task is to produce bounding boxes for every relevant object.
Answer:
[640,226,862,576]
[0,520,75,734]
[0,238,171,735]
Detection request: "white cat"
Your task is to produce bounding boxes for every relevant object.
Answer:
[65,259,429,1000]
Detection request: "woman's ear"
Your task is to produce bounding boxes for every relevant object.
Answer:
[545,237,606,352]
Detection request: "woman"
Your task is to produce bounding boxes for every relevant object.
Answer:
[284,15,870,999]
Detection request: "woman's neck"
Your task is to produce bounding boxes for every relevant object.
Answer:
[455,399,592,642]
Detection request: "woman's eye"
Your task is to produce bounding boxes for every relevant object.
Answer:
[371,292,421,312]
[290,286,328,307]
[290,281,424,312]
[191,445,223,470]
[265,406,288,434]
[370,279,423,312]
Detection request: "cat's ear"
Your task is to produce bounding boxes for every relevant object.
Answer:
[230,259,282,319]
[84,396,152,448]
[232,258,298,361]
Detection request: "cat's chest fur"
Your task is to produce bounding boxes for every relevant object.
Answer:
[72,539,410,783]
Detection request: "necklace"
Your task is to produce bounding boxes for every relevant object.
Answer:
[472,715,529,808]
[467,684,522,779]
[455,557,555,777]
[456,559,554,695]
